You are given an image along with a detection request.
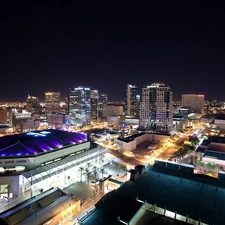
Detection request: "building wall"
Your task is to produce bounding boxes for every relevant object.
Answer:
[107,116,125,126]
[68,87,91,125]
[43,199,80,225]
[90,98,98,123]
[125,118,139,125]
[0,109,7,124]
[103,105,123,117]
[182,94,204,114]
[45,92,61,114]
[0,175,21,198]
[125,84,137,116]
[117,134,170,151]
[33,142,90,168]
[139,82,173,132]
[0,142,90,170]
[46,113,69,128]
[22,119,40,131]
[214,119,225,132]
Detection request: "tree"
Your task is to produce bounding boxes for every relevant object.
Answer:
[92,166,98,180]
[78,166,84,182]
[86,162,91,170]
[85,167,91,184]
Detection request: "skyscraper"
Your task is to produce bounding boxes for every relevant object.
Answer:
[68,87,91,126]
[182,94,205,114]
[98,93,108,118]
[90,90,99,123]
[139,82,173,132]
[125,84,137,116]
[26,95,41,113]
[45,92,61,114]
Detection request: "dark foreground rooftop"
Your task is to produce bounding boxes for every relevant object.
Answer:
[81,165,225,225]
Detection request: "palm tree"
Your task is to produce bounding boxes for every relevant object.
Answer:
[85,167,91,184]
[92,166,98,180]
[86,162,91,169]
[78,166,84,183]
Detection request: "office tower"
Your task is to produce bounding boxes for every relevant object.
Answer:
[135,94,141,118]
[139,82,173,132]
[98,93,108,118]
[90,90,99,123]
[99,93,108,106]
[90,98,98,123]
[26,95,41,113]
[0,108,7,124]
[181,94,205,114]
[45,92,61,114]
[90,90,99,99]
[125,84,137,116]
[68,86,91,126]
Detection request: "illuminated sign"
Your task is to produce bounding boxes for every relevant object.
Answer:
[26,131,51,137]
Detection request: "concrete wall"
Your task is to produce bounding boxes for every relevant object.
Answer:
[0,175,21,198]
[33,141,90,168]
[154,159,194,174]
[117,134,170,151]
[0,142,90,170]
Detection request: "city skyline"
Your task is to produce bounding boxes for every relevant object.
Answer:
[1,2,225,102]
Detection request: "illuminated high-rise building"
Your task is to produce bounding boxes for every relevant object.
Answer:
[98,93,108,118]
[45,92,61,114]
[139,82,173,132]
[125,84,137,116]
[99,93,108,106]
[26,95,41,113]
[90,90,99,123]
[182,94,205,114]
[68,86,91,125]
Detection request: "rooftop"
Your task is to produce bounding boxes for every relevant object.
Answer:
[81,165,225,225]
[0,129,87,158]
[0,188,79,225]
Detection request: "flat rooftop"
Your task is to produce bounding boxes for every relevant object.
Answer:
[0,129,87,158]
[81,165,225,225]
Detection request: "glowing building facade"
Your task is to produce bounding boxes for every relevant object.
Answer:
[99,93,108,118]
[90,90,99,123]
[45,92,61,114]
[68,87,91,126]
[182,94,205,114]
[125,84,137,116]
[139,82,173,133]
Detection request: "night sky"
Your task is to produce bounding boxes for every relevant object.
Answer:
[1,1,225,102]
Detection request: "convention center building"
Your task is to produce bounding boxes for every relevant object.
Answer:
[0,129,108,199]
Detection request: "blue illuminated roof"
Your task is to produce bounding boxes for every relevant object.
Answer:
[0,129,88,158]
